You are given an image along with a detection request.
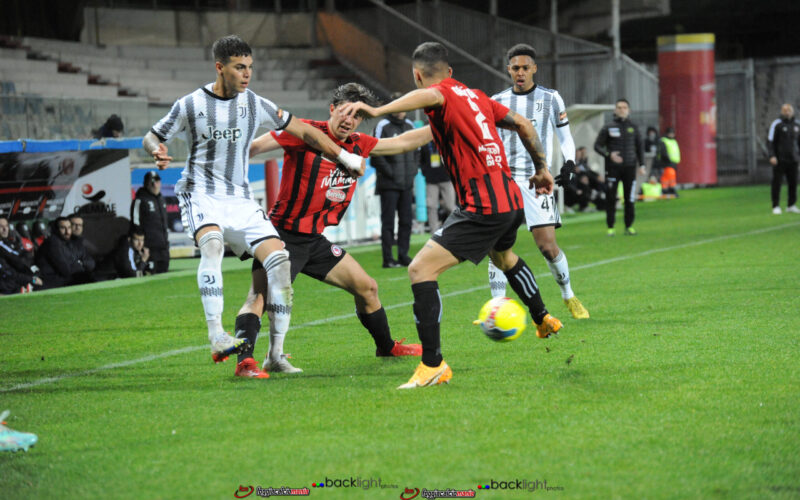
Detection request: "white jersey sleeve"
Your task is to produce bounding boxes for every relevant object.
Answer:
[151,100,187,142]
[256,96,292,131]
[551,91,575,163]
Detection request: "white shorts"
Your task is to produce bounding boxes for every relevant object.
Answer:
[177,191,279,258]
[517,179,562,230]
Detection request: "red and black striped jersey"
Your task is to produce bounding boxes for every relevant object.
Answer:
[268,119,379,234]
[425,78,522,215]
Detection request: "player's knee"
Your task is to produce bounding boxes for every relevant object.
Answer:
[198,230,224,262]
[538,243,559,261]
[357,276,379,302]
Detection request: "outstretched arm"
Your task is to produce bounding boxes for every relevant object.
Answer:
[497,109,553,194]
[283,117,365,176]
[142,131,173,169]
[371,126,434,156]
[341,89,444,120]
[249,132,282,156]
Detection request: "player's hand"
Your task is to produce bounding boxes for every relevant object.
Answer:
[610,151,623,164]
[554,160,575,187]
[152,143,172,169]
[337,149,366,178]
[340,101,377,120]
[769,156,778,166]
[529,168,555,194]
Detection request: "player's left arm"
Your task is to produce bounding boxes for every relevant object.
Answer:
[283,116,366,177]
[341,89,444,120]
[552,93,576,163]
[249,132,282,156]
[371,126,434,156]
[497,108,553,194]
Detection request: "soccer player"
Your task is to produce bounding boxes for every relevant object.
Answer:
[487,43,589,320]
[341,42,562,389]
[231,83,432,378]
[142,35,366,364]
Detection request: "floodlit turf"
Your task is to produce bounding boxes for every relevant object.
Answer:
[1,185,799,499]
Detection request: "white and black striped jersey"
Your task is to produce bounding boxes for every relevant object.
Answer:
[492,84,575,182]
[151,83,292,200]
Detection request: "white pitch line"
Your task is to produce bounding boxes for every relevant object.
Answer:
[3,221,798,393]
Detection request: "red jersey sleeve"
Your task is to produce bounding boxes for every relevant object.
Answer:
[271,119,311,150]
[488,96,511,124]
[349,133,379,157]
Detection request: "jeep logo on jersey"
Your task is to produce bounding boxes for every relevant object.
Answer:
[325,189,346,203]
[202,126,243,142]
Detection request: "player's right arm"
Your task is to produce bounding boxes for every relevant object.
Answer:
[340,89,444,120]
[371,126,434,156]
[249,132,282,156]
[497,109,553,194]
[283,117,366,177]
[142,132,173,169]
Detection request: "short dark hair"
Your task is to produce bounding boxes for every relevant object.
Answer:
[665,126,675,135]
[412,42,449,78]
[68,214,82,222]
[212,35,252,64]
[616,98,630,106]
[129,224,145,238]
[330,83,378,117]
[506,43,537,62]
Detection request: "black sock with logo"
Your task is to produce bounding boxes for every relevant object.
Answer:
[411,281,442,367]
[357,307,395,355]
[504,258,548,324]
[234,313,260,363]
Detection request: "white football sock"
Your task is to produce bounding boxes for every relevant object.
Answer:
[197,231,225,342]
[547,251,574,300]
[488,260,508,299]
[263,249,293,361]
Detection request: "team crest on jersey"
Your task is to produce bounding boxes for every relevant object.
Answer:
[331,245,342,257]
[325,189,347,203]
[535,99,544,112]
[238,105,247,118]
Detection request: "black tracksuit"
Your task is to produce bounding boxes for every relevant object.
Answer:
[131,187,170,273]
[594,116,644,229]
[36,235,95,289]
[371,115,419,265]
[767,116,800,208]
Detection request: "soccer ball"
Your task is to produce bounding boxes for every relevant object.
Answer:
[474,297,527,342]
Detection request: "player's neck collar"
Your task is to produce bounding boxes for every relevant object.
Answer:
[512,84,536,96]
[204,84,238,101]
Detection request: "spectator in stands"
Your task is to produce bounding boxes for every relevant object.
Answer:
[114,225,151,278]
[564,147,605,212]
[93,114,124,139]
[0,216,35,272]
[68,214,99,260]
[419,140,455,233]
[371,93,419,268]
[130,171,169,273]
[36,217,95,289]
[655,127,681,198]
[0,253,41,294]
[767,103,800,214]
[644,126,659,175]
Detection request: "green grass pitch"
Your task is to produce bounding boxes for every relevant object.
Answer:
[1,185,799,499]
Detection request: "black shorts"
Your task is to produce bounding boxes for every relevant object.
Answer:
[251,228,346,282]
[431,207,524,264]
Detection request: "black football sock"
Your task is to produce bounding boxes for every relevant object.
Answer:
[504,257,548,324]
[411,281,443,367]
[357,307,396,356]
[234,313,260,363]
